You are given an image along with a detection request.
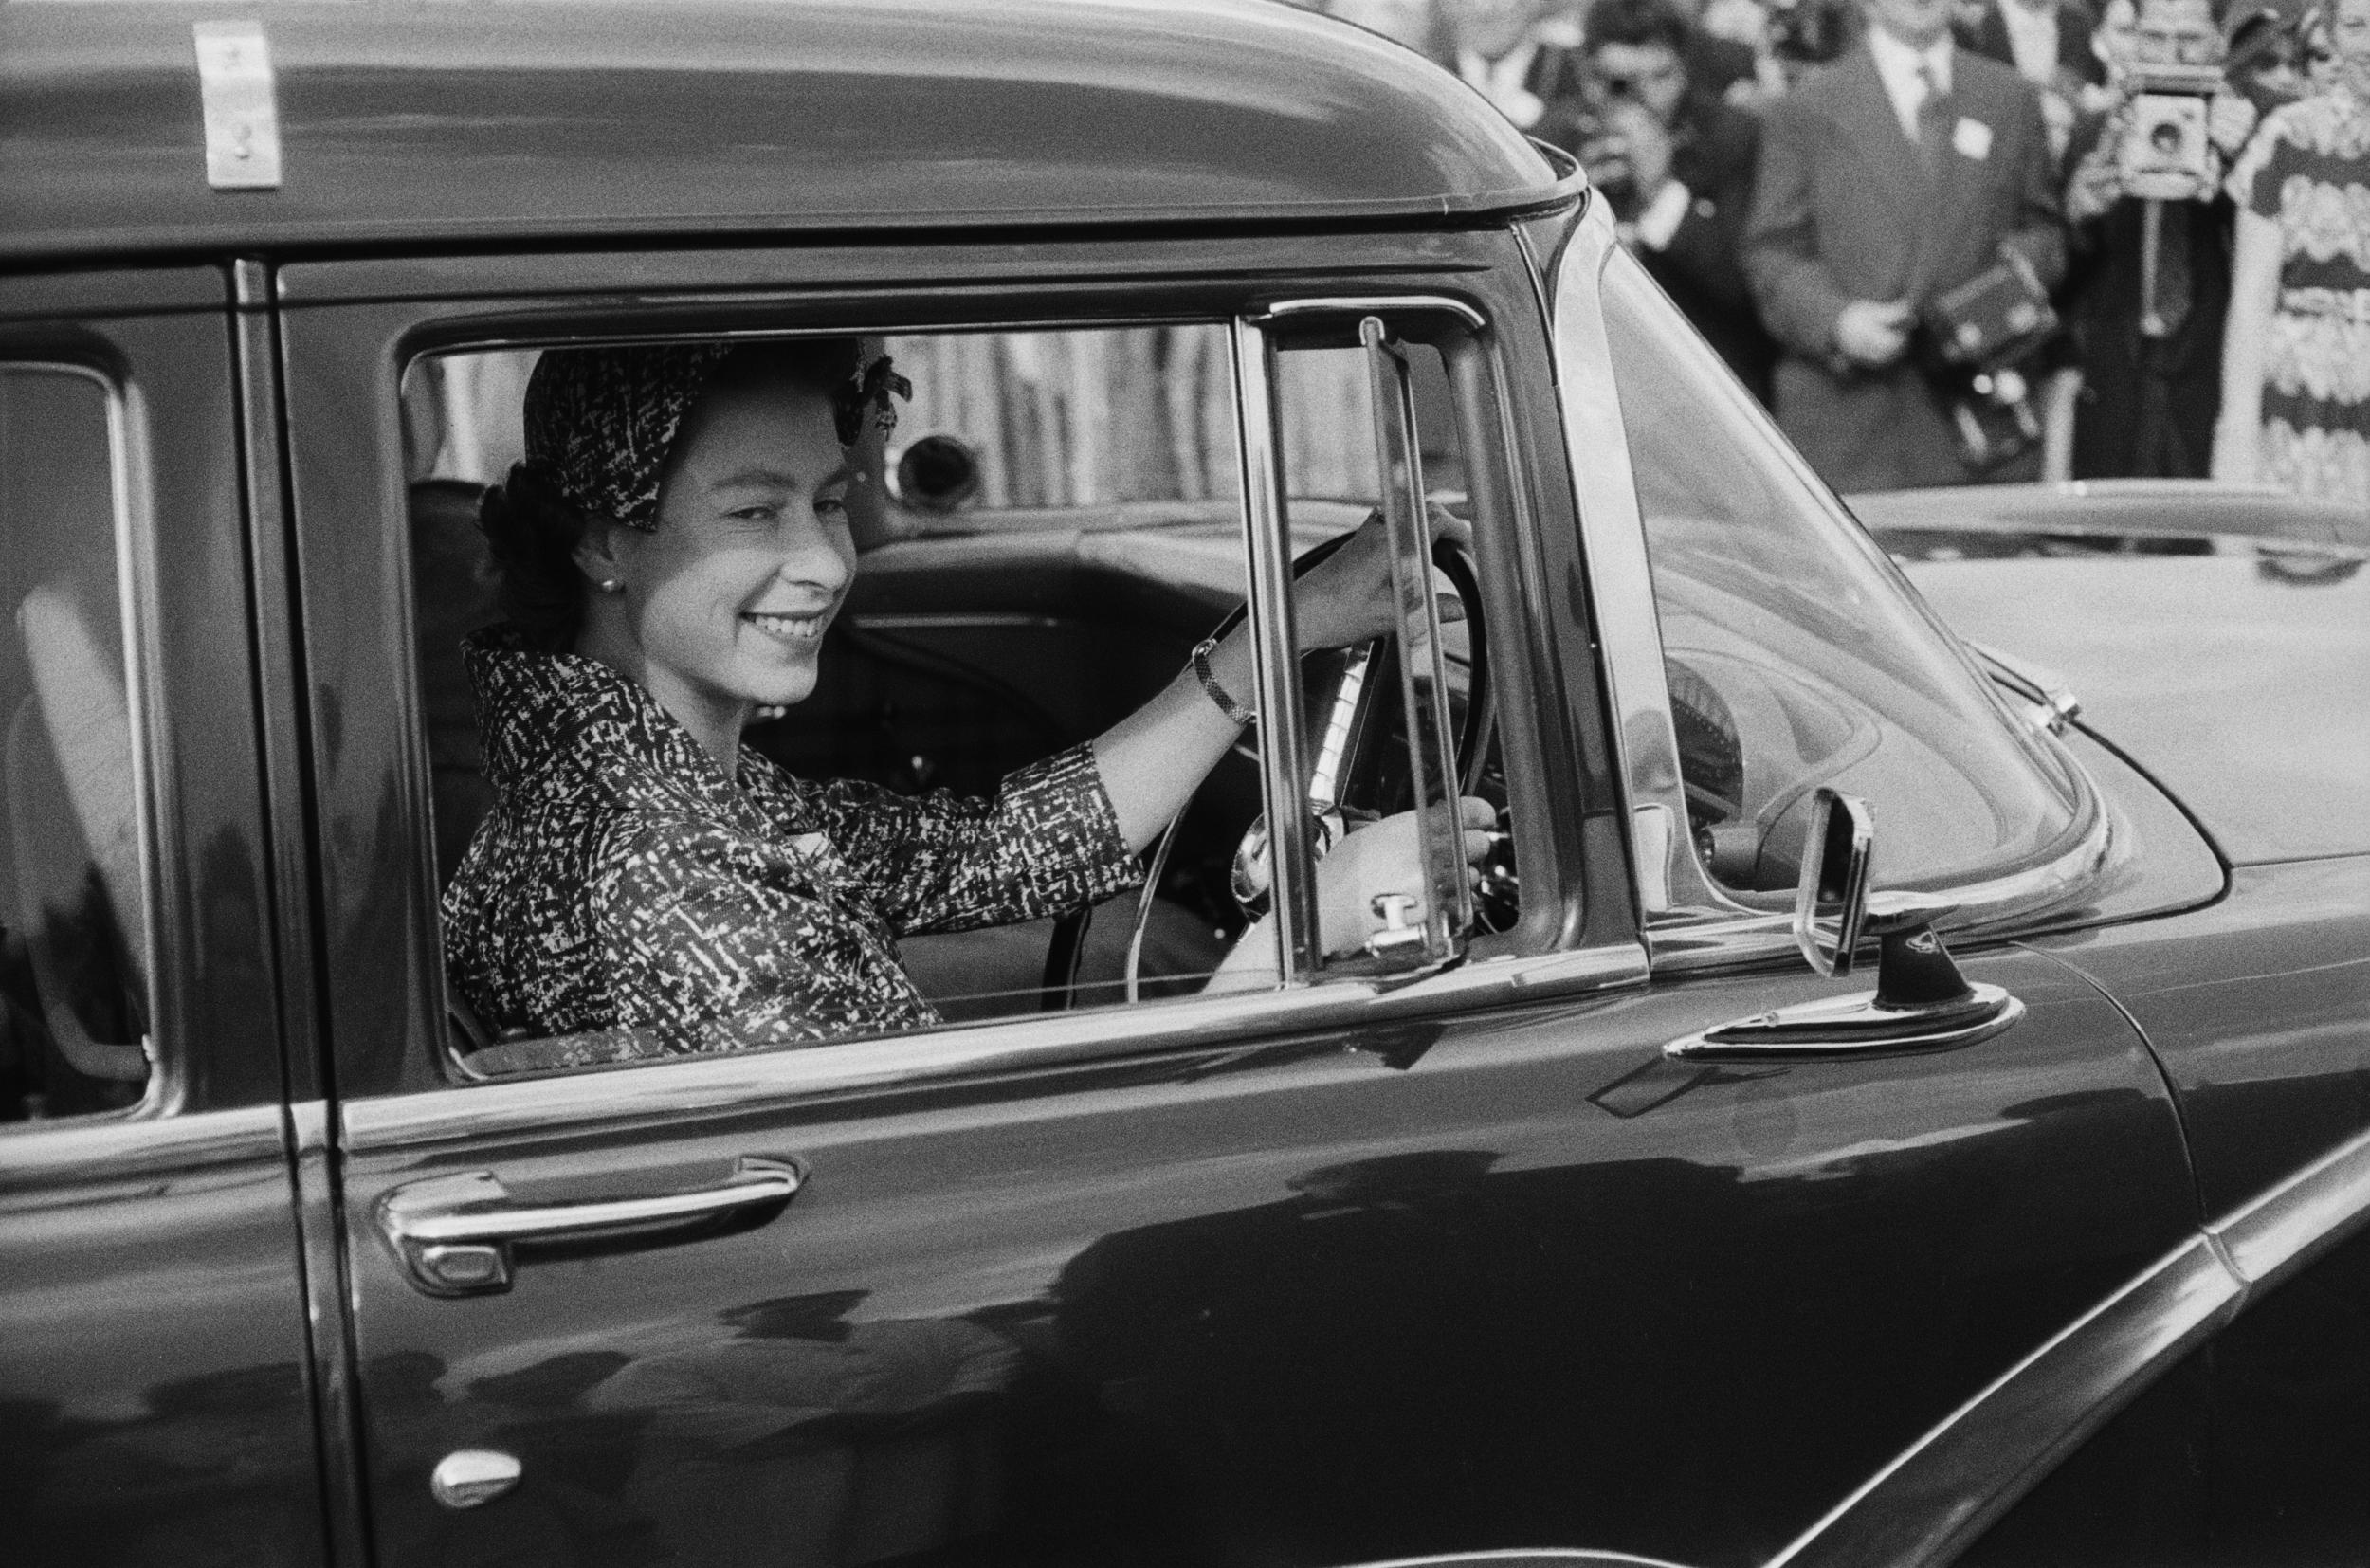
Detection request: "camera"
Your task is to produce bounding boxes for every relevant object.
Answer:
[2120,63,2228,201]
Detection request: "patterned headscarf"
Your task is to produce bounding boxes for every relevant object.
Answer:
[522,342,909,531]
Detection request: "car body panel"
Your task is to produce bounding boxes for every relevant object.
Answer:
[336,948,2190,1568]
[0,283,322,1566]
[1895,542,2370,866]
[2036,857,2370,1218]
[0,0,1559,268]
[4,4,2358,1565]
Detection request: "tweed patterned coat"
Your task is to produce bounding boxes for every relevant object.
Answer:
[443,626,1140,1056]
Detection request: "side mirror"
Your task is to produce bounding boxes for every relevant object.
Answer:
[1669,787,2025,1060]
[1794,787,1872,977]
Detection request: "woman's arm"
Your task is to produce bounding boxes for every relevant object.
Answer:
[1094,514,1409,852]
[2214,208,2283,483]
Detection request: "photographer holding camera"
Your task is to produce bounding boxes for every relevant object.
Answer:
[1544,0,1778,399]
[1743,0,2066,489]
[2059,0,2259,477]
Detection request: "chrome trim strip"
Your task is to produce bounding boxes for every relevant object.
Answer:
[1231,314,1320,978]
[1542,210,1705,926]
[1772,1124,2370,1568]
[346,938,1653,1152]
[1768,1231,2242,1568]
[0,1103,283,1189]
[2213,1122,2370,1286]
[351,983,1379,1151]
[1252,295,1489,332]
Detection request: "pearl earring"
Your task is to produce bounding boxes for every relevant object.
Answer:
[596,577,624,594]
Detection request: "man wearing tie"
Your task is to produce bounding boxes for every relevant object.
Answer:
[1743,0,2067,490]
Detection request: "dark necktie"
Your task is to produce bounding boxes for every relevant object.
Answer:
[1915,62,1952,173]
[2140,198,2194,341]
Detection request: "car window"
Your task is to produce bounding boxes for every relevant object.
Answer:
[1598,251,2086,899]
[0,364,154,1121]
[401,322,1475,1077]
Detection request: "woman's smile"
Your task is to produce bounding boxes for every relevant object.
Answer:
[742,607,833,647]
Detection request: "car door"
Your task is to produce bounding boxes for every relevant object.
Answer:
[278,231,2197,1568]
[0,268,323,1565]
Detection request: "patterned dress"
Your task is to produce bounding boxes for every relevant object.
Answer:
[2229,84,2370,508]
[442,626,1140,1065]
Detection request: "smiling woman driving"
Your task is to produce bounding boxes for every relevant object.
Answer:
[441,338,1486,1058]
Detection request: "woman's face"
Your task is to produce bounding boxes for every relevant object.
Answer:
[2335,0,2370,72]
[607,375,859,716]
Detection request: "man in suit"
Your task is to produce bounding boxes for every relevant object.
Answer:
[1742,0,2068,490]
[1540,0,1778,400]
[2059,0,2257,476]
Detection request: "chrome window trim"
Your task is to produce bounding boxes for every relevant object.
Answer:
[395,293,1637,1112]
[1251,295,1490,332]
[348,941,1649,1153]
[1542,207,2111,966]
[1231,313,1322,979]
[0,360,168,1125]
[1770,1122,2370,1568]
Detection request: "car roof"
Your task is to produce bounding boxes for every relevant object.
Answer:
[1,0,1570,269]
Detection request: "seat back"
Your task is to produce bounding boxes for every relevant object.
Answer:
[410,478,503,885]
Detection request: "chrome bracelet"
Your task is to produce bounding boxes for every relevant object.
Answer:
[1191,634,1255,726]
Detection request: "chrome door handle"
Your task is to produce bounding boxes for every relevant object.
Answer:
[377,1156,800,1297]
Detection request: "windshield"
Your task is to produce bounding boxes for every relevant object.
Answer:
[1590,247,2084,897]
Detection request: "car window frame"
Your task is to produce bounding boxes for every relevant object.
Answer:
[0,356,167,1124]
[276,237,1639,1113]
[1545,205,2114,972]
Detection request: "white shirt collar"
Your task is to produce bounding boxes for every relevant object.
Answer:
[1867,27,1956,141]
[1995,0,2060,85]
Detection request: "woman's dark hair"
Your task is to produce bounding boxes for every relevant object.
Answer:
[1584,0,1692,59]
[475,337,898,652]
[476,458,591,651]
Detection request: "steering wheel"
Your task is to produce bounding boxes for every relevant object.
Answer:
[1095,512,1504,1004]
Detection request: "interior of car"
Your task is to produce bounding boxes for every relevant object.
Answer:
[401,321,1513,1073]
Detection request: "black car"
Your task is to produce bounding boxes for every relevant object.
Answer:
[2,5,2365,1567]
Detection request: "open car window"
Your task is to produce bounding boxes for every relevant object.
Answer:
[401,317,1513,1080]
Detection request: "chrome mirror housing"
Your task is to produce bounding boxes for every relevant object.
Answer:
[1669,788,2026,1061]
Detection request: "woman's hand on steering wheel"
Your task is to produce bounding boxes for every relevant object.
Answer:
[1288,508,1457,652]
[1312,796,1497,957]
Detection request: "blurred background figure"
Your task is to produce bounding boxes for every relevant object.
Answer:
[1542,0,1778,397]
[1956,0,2106,158]
[1326,0,1440,47]
[2216,0,2370,507]
[1744,0,2067,489]
[2226,0,2320,111]
[1434,0,1563,126]
[2058,0,2259,477]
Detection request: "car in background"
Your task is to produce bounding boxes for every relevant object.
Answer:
[2,5,2364,1567]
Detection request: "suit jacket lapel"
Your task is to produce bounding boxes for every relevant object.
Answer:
[1833,48,1929,211]
[1922,63,2009,298]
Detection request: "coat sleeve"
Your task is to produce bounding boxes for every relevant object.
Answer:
[1743,93,1856,360]
[1996,80,2069,290]
[802,742,1142,939]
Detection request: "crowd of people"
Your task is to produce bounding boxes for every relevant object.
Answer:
[1294,0,2370,508]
